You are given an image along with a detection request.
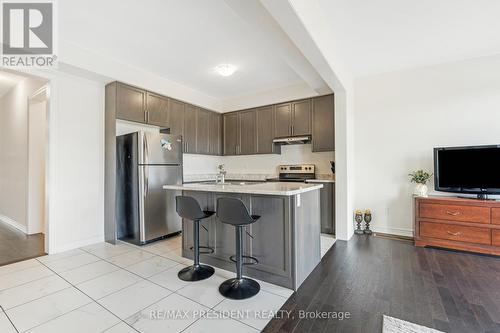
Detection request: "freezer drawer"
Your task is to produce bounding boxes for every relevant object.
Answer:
[138,165,182,243]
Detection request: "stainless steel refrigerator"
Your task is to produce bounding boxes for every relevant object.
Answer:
[116,131,183,245]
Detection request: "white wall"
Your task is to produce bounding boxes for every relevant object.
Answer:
[353,55,500,237]
[184,145,334,177]
[0,76,46,232]
[45,70,105,253]
[28,100,48,234]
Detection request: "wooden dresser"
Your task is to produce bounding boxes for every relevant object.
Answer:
[414,196,500,255]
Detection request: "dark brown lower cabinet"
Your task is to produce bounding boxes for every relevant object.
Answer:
[318,182,335,234]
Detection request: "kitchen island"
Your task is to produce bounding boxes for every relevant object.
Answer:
[163,182,323,290]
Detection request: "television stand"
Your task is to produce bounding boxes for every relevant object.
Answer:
[414,196,500,256]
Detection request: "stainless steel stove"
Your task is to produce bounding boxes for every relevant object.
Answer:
[267,164,316,182]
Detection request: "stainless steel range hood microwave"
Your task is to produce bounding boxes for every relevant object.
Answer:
[273,135,311,145]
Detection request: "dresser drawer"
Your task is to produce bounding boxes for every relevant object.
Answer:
[493,230,500,247]
[419,203,490,224]
[491,208,500,225]
[420,221,491,245]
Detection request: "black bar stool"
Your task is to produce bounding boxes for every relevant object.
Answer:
[216,197,261,300]
[175,196,215,281]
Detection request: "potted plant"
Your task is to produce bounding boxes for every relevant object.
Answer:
[409,170,432,197]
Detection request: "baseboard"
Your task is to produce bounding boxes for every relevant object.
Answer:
[49,235,104,254]
[370,226,413,238]
[0,214,27,233]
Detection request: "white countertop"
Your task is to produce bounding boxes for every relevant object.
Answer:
[306,175,335,183]
[163,181,323,196]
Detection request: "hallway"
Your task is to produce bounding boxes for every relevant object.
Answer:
[0,222,44,266]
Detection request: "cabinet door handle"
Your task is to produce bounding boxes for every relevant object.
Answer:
[446,231,462,236]
[446,210,461,216]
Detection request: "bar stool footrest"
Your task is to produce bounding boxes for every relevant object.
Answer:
[229,255,259,266]
[189,245,214,255]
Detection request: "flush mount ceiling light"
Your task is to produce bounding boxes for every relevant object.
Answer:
[214,63,237,77]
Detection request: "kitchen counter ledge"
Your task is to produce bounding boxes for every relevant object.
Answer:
[163,181,323,196]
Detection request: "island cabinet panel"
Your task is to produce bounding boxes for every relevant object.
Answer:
[116,83,146,123]
[167,99,185,136]
[293,189,321,287]
[256,106,280,154]
[312,94,335,152]
[146,92,169,127]
[238,109,257,155]
[291,99,311,136]
[178,189,319,290]
[247,196,291,277]
[196,108,211,155]
[183,104,197,153]
[223,113,239,155]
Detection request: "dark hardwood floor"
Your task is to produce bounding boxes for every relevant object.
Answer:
[0,222,45,266]
[264,235,500,333]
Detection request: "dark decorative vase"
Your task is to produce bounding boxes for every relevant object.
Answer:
[354,210,364,235]
[364,210,372,235]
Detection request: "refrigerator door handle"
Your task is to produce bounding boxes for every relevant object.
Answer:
[144,167,149,196]
[144,134,149,165]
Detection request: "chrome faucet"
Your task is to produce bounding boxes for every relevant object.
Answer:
[216,164,226,184]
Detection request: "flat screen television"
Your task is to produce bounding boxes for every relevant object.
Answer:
[434,145,500,199]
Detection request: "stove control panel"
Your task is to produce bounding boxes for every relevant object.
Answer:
[278,164,315,174]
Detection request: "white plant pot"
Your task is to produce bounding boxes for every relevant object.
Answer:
[414,183,428,197]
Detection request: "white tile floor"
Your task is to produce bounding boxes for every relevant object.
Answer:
[0,234,336,333]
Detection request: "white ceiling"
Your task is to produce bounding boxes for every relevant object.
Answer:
[314,0,500,78]
[59,0,327,102]
[0,71,25,98]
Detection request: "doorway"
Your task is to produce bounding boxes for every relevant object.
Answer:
[0,70,49,265]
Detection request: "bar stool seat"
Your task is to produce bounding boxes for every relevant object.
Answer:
[216,197,261,300]
[175,196,215,282]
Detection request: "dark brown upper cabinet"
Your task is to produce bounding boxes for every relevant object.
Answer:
[167,99,185,136]
[292,99,311,136]
[312,94,335,152]
[116,83,146,123]
[183,104,197,154]
[256,106,280,154]
[223,113,239,155]
[209,112,222,155]
[111,82,223,156]
[274,103,292,137]
[146,92,169,127]
[238,109,257,155]
[196,108,211,155]
[274,99,311,137]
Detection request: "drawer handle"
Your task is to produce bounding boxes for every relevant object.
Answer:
[445,211,461,216]
[446,231,462,236]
